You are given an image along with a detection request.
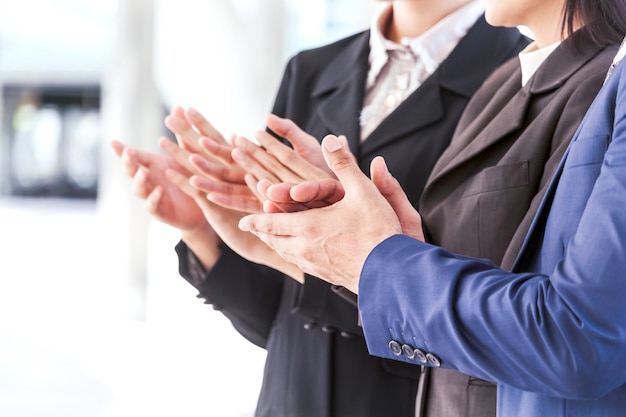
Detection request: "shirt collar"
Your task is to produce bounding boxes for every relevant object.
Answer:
[368,1,485,88]
[604,36,626,84]
[613,36,626,64]
[518,41,561,87]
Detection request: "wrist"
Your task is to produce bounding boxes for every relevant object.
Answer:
[180,224,222,270]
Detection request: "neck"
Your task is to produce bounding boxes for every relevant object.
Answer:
[384,0,472,42]
[527,6,583,48]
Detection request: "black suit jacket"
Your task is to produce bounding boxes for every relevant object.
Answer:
[176,17,528,417]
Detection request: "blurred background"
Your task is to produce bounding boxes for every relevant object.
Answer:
[0,1,373,416]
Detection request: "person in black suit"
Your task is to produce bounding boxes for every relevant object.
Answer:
[112,1,528,416]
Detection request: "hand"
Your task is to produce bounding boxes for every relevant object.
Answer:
[110,139,207,234]
[165,106,264,213]
[238,134,420,293]
[185,112,337,213]
[245,113,334,178]
[257,178,345,213]
[160,134,304,282]
[237,122,351,213]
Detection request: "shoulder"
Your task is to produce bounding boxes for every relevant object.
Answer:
[453,15,530,67]
[285,30,369,71]
[535,37,619,94]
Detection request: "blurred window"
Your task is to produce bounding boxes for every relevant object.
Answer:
[0,0,115,198]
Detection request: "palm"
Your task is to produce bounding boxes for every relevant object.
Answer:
[146,152,206,231]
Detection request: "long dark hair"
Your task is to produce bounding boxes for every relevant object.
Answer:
[563,0,626,46]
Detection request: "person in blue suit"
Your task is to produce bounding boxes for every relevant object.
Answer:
[238,39,626,416]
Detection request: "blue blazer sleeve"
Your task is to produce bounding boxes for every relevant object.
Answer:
[358,60,626,400]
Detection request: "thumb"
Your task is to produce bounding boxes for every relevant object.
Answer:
[370,157,424,240]
[321,134,366,193]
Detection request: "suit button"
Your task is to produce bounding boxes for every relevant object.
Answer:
[322,325,336,334]
[389,340,403,356]
[303,321,317,330]
[340,331,355,338]
[414,348,428,363]
[426,353,442,367]
[401,344,415,359]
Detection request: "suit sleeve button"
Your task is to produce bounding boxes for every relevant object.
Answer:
[322,325,337,334]
[303,321,317,330]
[401,344,415,359]
[414,348,428,363]
[389,340,403,356]
[426,353,442,367]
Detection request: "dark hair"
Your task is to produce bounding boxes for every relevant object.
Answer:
[562,0,626,46]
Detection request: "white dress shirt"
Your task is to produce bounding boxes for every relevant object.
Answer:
[360,0,484,140]
[518,41,561,87]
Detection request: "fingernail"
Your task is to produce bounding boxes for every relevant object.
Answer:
[380,157,389,174]
[323,135,342,152]
[238,218,250,232]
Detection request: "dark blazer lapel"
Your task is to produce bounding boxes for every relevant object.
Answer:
[312,32,370,156]
[430,78,530,180]
[359,16,524,156]
[360,73,445,156]
[427,30,604,183]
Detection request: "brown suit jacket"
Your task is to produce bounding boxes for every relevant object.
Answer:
[417,30,618,417]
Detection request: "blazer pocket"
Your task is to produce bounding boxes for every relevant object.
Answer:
[462,161,529,197]
[563,134,610,169]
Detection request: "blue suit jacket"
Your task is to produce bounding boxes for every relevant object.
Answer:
[359,57,626,415]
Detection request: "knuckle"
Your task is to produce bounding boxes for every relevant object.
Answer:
[330,154,354,172]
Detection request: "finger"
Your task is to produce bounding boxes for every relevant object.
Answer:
[119,148,140,177]
[206,191,263,214]
[264,182,297,203]
[170,105,185,119]
[263,199,311,213]
[166,168,204,202]
[262,200,288,213]
[189,153,247,184]
[232,135,298,182]
[122,143,163,168]
[158,136,195,176]
[258,181,308,213]
[320,135,368,193]
[256,178,273,201]
[265,114,318,151]
[165,113,202,153]
[238,212,296,235]
[185,107,228,145]
[199,137,235,165]
[114,142,149,178]
[370,157,424,240]
[265,114,331,175]
[244,173,266,203]
[131,166,154,199]
[239,205,324,236]
[255,130,329,180]
[110,140,126,158]
[144,185,164,216]
[189,174,253,198]
[288,179,344,204]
